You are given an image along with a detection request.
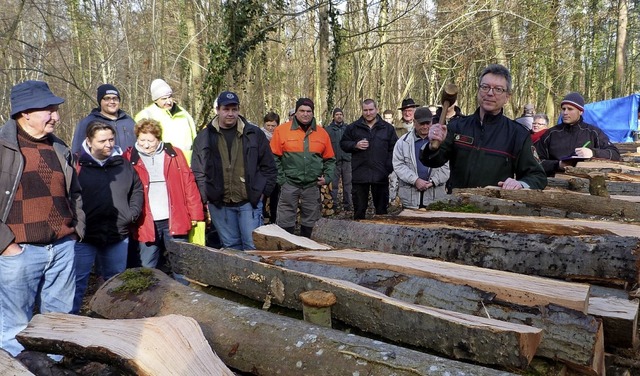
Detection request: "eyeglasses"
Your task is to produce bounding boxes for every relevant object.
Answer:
[479,84,507,95]
[417,121,432,126]
[532,122,547,126]
[102,96,120,103]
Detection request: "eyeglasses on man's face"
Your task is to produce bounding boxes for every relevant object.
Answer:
[478,84,507,95]
[417,121,432,126]
[102,96,120,103]
[532,122,547,127]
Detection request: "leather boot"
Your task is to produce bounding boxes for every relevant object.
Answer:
[300,225,313,238]
[282,226,295,234]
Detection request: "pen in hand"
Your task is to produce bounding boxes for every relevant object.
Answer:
[582,140,591,148]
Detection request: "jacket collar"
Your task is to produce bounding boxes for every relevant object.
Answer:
[209,114,252,135]
[291,117,317,131]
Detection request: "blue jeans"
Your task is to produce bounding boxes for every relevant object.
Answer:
[139,219,186,268]
[73,238,128,314]
[209,202,262,250]
[0,236,76,356]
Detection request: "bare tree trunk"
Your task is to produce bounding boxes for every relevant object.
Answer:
[613,0,628,97]
[317,0,329,120]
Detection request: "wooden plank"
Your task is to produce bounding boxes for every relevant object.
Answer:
[17,313,233,376]
[250,248,591,313]
[452,187,640,219]
[253,224,332,250]
[0,348,34,376]
[166,243,542,369]
[311,216,640,286]
[249,249,605,374]
[90,268,519,376]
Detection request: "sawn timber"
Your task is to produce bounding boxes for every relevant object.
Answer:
[166,242,542,369]
[16,313,233,376]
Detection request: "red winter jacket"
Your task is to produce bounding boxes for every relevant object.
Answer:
[123,144,204,242]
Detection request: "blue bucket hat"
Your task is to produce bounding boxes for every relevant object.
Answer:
[11,80,64,118]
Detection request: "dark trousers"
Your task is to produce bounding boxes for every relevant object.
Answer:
[262,184,280,223]
[352,182,389,220]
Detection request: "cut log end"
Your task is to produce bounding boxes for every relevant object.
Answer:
[299,290,337,307]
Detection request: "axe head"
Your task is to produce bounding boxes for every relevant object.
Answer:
[441,83,459,105]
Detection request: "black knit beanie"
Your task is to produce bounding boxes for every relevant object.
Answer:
[295,98,314,112]
[561,92,585,112]
[97,84,120,104]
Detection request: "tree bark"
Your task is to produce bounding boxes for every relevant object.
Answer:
[166,244,542,369]
[311,216,640,286]
[90,268,518,376]
[16,313,233,376]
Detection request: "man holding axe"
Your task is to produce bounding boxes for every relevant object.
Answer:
[420,64,547,190]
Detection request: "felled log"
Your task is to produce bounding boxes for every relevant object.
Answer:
[0,348,33,376]
[167,243,542,369]
[253,224,332,250]
[572,160,640,174]
[548,174,640,195]
[452,187,640,219]
[311,216,640,286]
[565,167,640,182]
[90,268,518,376]
[250,249,605,374]
[251,249,590,312]
[16,313,233,376]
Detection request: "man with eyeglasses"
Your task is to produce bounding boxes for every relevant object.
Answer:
[72,84,136,154]
[393,107,449,208]
[420,64,547,190]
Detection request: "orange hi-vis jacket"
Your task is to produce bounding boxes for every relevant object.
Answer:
[270,118,335,188]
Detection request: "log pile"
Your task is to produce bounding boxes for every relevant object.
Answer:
[89,268,517,376]
[167,243,543,369]
[7,158,640,376]
[320,185,334,216]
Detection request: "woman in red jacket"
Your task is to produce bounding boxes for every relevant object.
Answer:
[124,118,204,269]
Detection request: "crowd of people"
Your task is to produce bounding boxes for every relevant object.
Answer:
[0,63,624,357]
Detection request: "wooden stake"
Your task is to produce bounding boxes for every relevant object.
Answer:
[299,290,337,327]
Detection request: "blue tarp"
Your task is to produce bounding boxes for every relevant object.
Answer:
[581,94,639,143]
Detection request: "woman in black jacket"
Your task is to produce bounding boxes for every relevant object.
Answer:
[72,121,143,313]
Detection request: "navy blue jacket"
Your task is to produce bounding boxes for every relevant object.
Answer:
[72,109,136,154]
[340,115,398,184]
[76,149,143,245]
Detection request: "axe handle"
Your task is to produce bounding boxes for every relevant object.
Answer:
[418,190,426,209]
[430,84,458,150]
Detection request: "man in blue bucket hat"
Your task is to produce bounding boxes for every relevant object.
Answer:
[0,80,85,356]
